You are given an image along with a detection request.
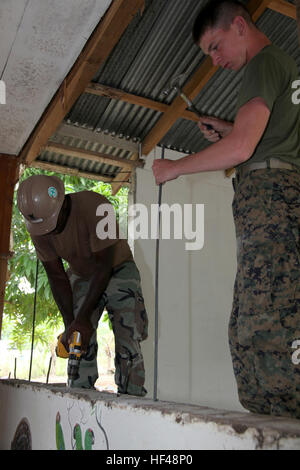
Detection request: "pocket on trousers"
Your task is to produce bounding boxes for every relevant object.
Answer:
[238,238,273,313]
[270,234,300,310]
[236,237,273,346]
[134,289,148,341]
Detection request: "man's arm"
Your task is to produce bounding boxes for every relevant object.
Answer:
[42,257,74,329]
[66,245,115,352]
[152,97,271,184]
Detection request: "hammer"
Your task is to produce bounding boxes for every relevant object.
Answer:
[163,75,221,138]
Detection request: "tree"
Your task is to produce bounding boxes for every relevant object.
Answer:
[3,168,128,355]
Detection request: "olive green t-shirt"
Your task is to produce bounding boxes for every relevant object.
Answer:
[31,191,133,279]
[236,44,300,167]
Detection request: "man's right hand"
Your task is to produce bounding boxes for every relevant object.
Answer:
[198,116,233,142]
[58,319,94,356]
[66,318,94,354]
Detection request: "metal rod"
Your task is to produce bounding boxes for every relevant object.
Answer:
[153,145,165,401]
[29,258,39,382]
[46,356,52,384]
[14,357,17,379]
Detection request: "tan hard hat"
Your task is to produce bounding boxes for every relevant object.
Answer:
[17,175,65,236]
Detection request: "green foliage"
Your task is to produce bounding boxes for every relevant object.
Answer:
[102,312,113,331]
[3,167,128,351]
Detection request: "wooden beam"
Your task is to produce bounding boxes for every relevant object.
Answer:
[31,161,113,183]
[31,160,132,192]
[111,152,140,195]
[86,83,199,122]
[268,0,296,19]
[250,0,272,21]
[56,123,139,153]
[142,0,270,157]
[0,155,19,338]
[44,142,144,169]
[142,58,218,156]
[19,0,145,165]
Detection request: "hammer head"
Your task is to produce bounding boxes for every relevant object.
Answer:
[163,74,186,96]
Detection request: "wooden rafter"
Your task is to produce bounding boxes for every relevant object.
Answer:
[43,142,144,170]
[31,160,112,183]
[268,0,296,19]
[111,152,141,195]
[19,0,145,166]
[141,0,272,158]
[142,59,218,156]
[55,123,139,154]
[30,161,133,190]
[86,83,199,122]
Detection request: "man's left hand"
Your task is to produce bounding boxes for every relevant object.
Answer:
[152,159,179,185]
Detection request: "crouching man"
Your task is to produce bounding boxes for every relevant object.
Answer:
[17,175,148,395]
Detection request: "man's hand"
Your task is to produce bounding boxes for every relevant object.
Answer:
[198,116,233,142]
[66,318,94,353]
[152,159,179,185]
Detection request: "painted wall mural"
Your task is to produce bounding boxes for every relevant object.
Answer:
[9,402,109,450]
[55,402,109,451]
[3,380,300,450]
[11,418,32,450]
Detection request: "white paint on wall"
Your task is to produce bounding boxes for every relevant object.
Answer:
[135,148,243,411]
[188,171,239,409]
[1,380,300,450]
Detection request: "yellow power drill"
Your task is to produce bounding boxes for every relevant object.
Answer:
[56,331,82,387]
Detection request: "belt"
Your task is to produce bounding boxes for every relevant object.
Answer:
[236,157,294,179]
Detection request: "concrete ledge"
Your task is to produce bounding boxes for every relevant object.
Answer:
[1,379,300,450]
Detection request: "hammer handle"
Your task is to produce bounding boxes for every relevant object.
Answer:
[190,105,222,139]
[180,93,222,139]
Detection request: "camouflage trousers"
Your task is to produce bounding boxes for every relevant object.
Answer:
[67,260,148,396]
[229,168,300,419]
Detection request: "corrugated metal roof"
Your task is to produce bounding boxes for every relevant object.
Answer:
[66,0,206,141]
[40,0,300,179]
[39,133,135,180]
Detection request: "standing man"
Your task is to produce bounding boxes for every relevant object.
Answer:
[153,0,300,418]
[17,174,148,396]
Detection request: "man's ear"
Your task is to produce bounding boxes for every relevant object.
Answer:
[232,15,246,36]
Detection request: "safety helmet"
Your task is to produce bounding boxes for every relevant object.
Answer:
[17,175,65,236]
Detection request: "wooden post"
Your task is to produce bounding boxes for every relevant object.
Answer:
[0,155,19,337]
